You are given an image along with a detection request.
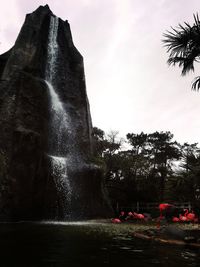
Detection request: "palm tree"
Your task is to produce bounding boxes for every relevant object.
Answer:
[163,14,200,90]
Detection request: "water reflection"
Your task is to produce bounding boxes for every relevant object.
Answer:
[0,221,199,266]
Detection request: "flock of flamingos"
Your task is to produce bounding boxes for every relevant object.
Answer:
[111,203,199,224]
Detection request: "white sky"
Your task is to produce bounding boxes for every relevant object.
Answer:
[1,0,200,144]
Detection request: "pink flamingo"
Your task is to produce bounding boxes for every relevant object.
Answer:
[179,214,188,222]
[124,211,133,221]
[184,209,196,222]
[111,218,121,223]
[119,211,126,221]
[157,203,174,228]
[120,211,125,216]
[133,212,145,220]
[158,203,174,220]
[172,216,180,222]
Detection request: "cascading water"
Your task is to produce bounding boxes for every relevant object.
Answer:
[45,80,72,155]
[49,155,71,216]
[45,16,73,218]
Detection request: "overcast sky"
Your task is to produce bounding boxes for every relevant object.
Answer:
[1,0,200,144]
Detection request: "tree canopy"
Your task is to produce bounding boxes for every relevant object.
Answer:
[92,127,200,211]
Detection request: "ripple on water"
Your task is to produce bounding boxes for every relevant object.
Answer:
[119,246,131,250]
[131,249,144,253]
[181,251,197,262]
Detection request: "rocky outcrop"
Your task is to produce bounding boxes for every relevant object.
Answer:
[0,5,112,221]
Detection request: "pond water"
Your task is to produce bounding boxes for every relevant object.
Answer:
[0,221,199,267]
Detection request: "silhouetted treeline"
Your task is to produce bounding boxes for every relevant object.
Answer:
[92,127,200,210]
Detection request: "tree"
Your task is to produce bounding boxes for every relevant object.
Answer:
[92,128,122,159]
[180,143,199,173]
[126,132,148,156]
[92,127,106,158]
[163,14,200,90]
[92,127,125,209]
[172,152,200,203]
[92,127,200,209]
[147,131,181,200]
[126,132,149,179]
[165,142,200,204]
[92,127,123,182]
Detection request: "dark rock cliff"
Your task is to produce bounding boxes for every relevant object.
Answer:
[0,5,112,221]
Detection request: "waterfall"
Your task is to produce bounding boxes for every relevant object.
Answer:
[49,155,71,217]
[45,80,72,155]
[45,16,72,218]
[45,16,59,84]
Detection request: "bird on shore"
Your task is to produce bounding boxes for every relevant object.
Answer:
[159,203,174,220]
[133,212,145,220]
[111,218,121,223]
[179,214,188,222]
[184,209,196,222]
[172,216,180,222]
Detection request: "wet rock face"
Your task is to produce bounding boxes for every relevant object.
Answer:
[0,5,112,221]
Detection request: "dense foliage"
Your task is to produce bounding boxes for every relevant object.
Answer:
[92,127,200,210]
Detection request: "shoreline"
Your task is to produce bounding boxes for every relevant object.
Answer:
[132,223,200,247]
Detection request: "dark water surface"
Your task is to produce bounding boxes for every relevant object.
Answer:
[0,221,199,267]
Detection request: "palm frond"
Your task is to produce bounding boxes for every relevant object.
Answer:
[182,57,195,75]
[167,56,185,67]
[163,13,200,86]
[192,76,200,91]
[193,13,200,33]
[163,15,200,59]
[163,23,193,57]
[167,55,195,75]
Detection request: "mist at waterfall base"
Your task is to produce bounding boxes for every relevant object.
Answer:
[0,221,199,267]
